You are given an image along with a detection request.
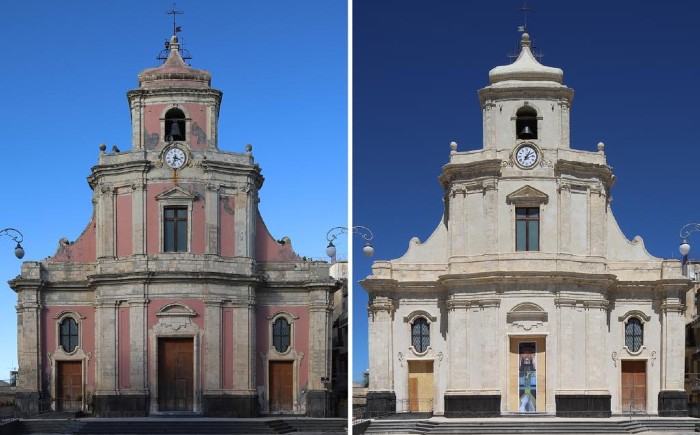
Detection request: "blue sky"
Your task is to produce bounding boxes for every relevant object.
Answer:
[352,0,700,381]
[0,0,347,380]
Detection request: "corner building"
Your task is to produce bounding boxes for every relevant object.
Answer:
[362,33,690,418]
[11,34,336,417]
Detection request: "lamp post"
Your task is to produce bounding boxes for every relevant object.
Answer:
[325,226,374,262]
[679,223,700,276]
[0,228,25,259]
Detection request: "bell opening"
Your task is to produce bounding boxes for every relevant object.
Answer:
[164,108,186,142]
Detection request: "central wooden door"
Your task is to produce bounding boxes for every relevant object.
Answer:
[269,361,294,412]
[408,360,434,412]
[158,338,194,411]
[56,361,82,411]
[621,360,646,412]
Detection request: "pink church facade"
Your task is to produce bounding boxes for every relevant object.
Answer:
[10,34,336,418]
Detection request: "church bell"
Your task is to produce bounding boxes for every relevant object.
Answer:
[519,125,534,139]
[168,122,182,141]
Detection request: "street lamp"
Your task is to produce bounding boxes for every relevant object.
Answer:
[679,223,700,276]
[326,226,374,261]
[0,228,25,259]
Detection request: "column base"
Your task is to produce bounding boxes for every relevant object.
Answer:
[202,393,259,417]
[306,390,334,417]
[657,390,688,417]
[444,394,500,418]
[93,394,148,417]
[15,391,40,418]
[366,391,396,418]
[555,394,611,417]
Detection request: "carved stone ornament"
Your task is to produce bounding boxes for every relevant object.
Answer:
[398,352,404,367]
[611,351,618,367]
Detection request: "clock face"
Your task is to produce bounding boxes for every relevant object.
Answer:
[164,147,186,169]
[515,145,538,168]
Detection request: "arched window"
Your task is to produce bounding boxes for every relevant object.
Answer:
[516,106,538,139]
[273,317,291,353]
[625,317,643,352]
[60,317,79,353]
[165,108,186,142]
[411,318,430,353]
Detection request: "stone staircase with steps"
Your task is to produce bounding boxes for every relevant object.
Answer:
[361,418,699,434]
[16,417,347,434]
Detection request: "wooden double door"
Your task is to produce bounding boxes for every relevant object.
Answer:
[408,360,434,412]
[269,361,294,412]
[56,361,82,412]
[621,360,646,412]
[158,338,194,411]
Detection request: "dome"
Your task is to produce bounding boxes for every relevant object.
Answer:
[488,33,563,84]
[137,35,211,89]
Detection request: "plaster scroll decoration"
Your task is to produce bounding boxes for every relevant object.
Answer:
[153,159,164,168]
[299,352,304,367]
[437,351,444,367]
[398,352,404,367]
[651,351,657,366]
[538,157,553,168]
[221,195,235,216]
[611,351,618,367]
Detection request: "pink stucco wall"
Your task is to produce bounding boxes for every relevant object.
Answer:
[47,214,97,263]
[143,102,209,150]
[42,306,96,391]
[219,196,235,257]
[115,192,133,258]
[222,308,233,389]
[255,306,310,390]
[146,183,206,255]
[255,213,301,262]
[118,305,130,389]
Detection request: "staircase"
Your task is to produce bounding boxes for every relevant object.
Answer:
[361,418,699,434]
[16,417,347,434]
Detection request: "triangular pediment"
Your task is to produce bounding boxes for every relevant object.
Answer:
[155,186,196,202]
[506,185,548,205]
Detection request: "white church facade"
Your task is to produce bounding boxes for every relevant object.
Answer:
[362,32,690,418]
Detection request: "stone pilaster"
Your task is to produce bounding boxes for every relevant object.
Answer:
[446,298,468,392]
[205,184,219,255]
[203,299,222,390]
[131,183,146,255]
[367,295,395,415]
[585,300,609,391]
[96,185,115,259]
[306,288,333,417]
[448,186,466,258]
[589,184,606,257]
[483,180,498,252]
[93,299,120,416]
[232,296,256,393]
[128,299,148,392]
[658,297,688,416]
[558,182,571,254]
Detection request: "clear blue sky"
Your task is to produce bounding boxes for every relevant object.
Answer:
[0,0,347,380]
[352,0,700,382]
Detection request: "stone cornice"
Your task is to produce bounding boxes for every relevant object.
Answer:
[555,159,614,188]
[439,159,502,188]
[445,297,500,310]
[359,278,399,293]
[88,270,260,287]
[439,271,617,288]
[88,160,151,190]
[478,86,574,107]
[200,160,264,189]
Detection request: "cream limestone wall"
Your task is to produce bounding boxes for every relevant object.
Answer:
[363,32,691,417]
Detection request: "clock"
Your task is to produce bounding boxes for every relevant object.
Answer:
[515,144,538,168]
[164,147,186,169]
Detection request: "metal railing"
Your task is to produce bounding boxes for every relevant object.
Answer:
[397,398,433,415]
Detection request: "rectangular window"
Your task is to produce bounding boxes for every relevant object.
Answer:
[516,207,539,251]
[164,207,187,252]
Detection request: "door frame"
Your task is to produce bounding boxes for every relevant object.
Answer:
[620,359,647,413]
[406,359,435,413]
[149,305,202,414]
[55,360,84,412]
[268,360,295,413]
[157,337,195,412]
[508,335,547,413]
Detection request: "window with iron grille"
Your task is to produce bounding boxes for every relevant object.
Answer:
[60,318,79,353]
[625,318,643,352]
[411,318,430,353]
[273,317,291,353]
[164,207,187,252]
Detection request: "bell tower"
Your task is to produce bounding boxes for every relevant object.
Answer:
[477,32,574,151]
[127,33,222,151]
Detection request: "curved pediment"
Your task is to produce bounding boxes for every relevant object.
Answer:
[507,302,548,324]
[506,185,548,206]
[156,302,197,317]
